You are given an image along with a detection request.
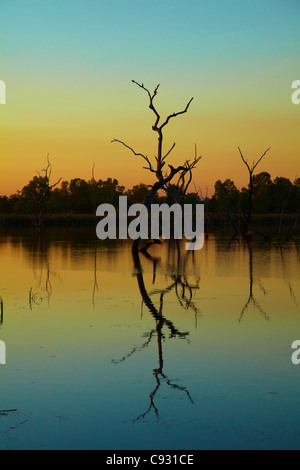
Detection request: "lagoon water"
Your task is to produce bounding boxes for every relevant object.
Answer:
[0,229,299,450]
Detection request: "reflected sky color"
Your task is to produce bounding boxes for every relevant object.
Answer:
[0,0,299,196]
[0,231,299,449]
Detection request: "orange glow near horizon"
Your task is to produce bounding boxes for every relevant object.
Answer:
[1,99,299,198]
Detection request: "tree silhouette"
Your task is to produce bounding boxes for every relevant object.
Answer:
[238,146,270,239]
[20,155,61,232]
[112,80,201,254]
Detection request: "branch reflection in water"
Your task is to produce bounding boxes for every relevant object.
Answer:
[239,239,269,323]
[0,295,3,327]
[112,241,199,421]
[238,235,299,323]
[28,232,60,310]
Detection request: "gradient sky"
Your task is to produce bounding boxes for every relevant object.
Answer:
[0,0,299,197]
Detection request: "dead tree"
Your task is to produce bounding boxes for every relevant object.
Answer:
[27,155,61,232]
[238,147,270,239]
[112,80,201,254]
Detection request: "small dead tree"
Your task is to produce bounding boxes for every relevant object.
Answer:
[238,146,271,239]
[112,80,201,254]
[24,155,61,232]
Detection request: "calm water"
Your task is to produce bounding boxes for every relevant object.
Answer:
[0,229,299,450]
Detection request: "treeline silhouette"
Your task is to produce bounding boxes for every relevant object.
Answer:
[0,173,299,237]
[0,173,299,214]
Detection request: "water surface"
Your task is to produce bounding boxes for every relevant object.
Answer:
[0,229,299,449]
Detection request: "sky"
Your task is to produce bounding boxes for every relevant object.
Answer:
[0,0,299,197]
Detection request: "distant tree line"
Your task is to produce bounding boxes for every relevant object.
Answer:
[208,173,300,239]
[210,173,300,215]
[0,172,299,216]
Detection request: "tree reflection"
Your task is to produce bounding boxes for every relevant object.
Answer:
[92,235,99,309]
[28,233,59,309]
[0,295,3,327]
[277,242,298,307]
[238,240,269,322]
[112,242,198,421]
[149,241,201,328]
[133,245,196,420]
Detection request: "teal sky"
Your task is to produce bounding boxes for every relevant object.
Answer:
[2,0,299,83]
[0,0,299,195]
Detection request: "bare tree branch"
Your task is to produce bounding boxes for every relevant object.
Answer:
[131,80,161,128]
[160,97,194,131]
[111,138,156,174]
[131,80,194,178]
[162,142,176,163]
[238,146,271,238]
[238,147,271,176]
